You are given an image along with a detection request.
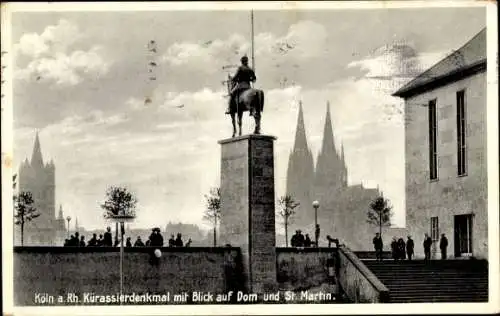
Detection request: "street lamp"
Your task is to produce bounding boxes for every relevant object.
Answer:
[108,213,135,305]
[312,200,320,247]
[66,216,72,238]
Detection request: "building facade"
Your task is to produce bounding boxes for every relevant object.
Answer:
[15,133,66,246]
[394,29,487,259]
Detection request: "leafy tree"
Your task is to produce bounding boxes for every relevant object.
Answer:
[367,196,393,238]
[203,187,221,247]
[101,186,138,218]
[101,186,138,243]
[14,191,40,246]
[277,195,300,247]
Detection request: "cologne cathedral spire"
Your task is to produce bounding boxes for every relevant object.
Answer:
[286,102,315,230]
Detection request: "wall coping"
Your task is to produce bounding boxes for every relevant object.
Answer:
[13,246,241,254]
[276,247,338,253]
[218,134,277,144]
[338,245,389,300]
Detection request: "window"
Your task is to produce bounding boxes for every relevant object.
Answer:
[428,99,438,180]
[457,90,467,176]
[431,216,439,241]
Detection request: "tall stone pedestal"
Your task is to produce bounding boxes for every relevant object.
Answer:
[218,134,277,293]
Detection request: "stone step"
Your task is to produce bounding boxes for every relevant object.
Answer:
[389,291,489,298]
[385,283,488,289]
[367,271,487,276]
[385,282,488,288]
[390,297,488,303]
[386,288,487,294]
[374,275,487,280]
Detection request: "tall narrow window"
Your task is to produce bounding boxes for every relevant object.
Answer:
[430,216,439,242]
[428,99,438,180]
[457,90,467,176]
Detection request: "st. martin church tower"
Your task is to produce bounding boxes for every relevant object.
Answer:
[16,133,66,245]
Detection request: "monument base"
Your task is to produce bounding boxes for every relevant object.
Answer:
[218,134,277,293]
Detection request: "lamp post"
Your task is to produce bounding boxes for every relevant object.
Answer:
[66,216,71,239]
[109,214,135,305]
[312,200,320,247]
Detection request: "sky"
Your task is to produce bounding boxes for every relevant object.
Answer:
[10,5,486,231]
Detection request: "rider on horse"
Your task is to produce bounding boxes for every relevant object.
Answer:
[225,55,256,114]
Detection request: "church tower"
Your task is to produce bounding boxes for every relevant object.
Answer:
[285,102,315,231]
[17,132,58,245]
[313,102,348,235]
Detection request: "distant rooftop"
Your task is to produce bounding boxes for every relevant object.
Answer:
[393,28,486,98]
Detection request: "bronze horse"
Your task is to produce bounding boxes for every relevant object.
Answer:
[228,85,265,137]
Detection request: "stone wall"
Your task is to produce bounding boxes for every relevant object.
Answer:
[405,72,488,259]
[337,246,389,303]
[14,247,242,306]
[276,248,336,290]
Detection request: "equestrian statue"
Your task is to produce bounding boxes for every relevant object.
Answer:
[225,55,265,137]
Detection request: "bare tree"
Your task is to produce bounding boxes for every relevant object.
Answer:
[277,195,300,247]
[203,187,221,247]
[14,191,40,246]
[367,196,393,238]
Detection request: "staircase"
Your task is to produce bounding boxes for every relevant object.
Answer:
[362,259,488,303]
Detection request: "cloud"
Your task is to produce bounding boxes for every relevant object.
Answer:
[348,41,449,92]
[14,19,111,87]
[160,20,327,74]
[15,19,81,58]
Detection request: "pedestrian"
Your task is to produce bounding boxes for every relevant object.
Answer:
[149,228,158,247]
[423,233,432,261]
[175,233,184,247]
[297,230,305,247]
[79,235,86,247]
[126,237,132,248]
[186,238,192,247]
[304,234,312,247]
[150,227,164,247]
[373,233,383,261]
[103,227,113,247]
[315,224,321,247]
[168,234,175,247]
[440,233,448,260]
[406,235,414,260]
[134,236,145,247]
[88,233,97,247]
[97,234,104,246]
[398,238,406,260]
[391,237,398,260]
[74,232,80,246]
[290,230,298,247]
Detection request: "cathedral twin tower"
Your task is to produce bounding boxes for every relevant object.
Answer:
[285,102,381,249]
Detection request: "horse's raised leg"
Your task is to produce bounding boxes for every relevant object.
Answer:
[231,113,236,138]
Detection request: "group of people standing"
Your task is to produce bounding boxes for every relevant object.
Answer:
[373,232,449,261]
[290,225,321,247]
[63,226,192,248]
[390,236,415,260]
[129,229,192,248]
[64,227,114,247]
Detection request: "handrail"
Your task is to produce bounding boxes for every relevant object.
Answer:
[338,245,389,302]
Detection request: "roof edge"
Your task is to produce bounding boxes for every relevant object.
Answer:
[392,59,486,99]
